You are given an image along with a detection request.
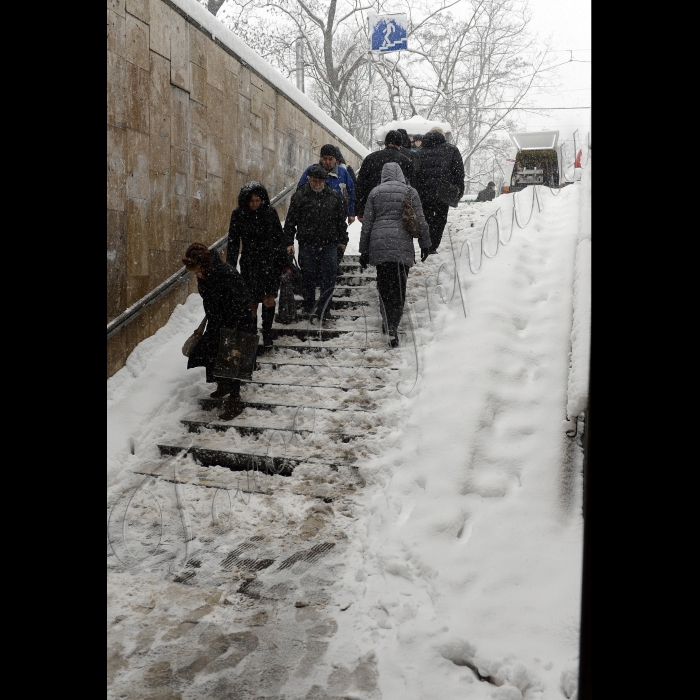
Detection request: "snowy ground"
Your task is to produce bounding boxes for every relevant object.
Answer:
[107,177,587,700]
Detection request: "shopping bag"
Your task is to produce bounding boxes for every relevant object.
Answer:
[212,327,259,380]
[182,316,207,357]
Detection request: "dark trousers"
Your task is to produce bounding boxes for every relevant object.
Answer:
[423,200,450,252]
[299,244,338,314]
[261,305,274,338]
[205,369,241,398]
[376,262,409,333]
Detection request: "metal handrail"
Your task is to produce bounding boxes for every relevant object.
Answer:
[107,182,297,340]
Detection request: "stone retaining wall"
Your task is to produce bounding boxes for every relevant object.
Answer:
[107,0,365,377]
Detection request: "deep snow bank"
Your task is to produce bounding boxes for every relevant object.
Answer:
[326,186,585,700]
[567,164,592,421]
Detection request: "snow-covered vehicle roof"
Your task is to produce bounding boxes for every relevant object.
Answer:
[375,115,452,143]
[509,131,559,151]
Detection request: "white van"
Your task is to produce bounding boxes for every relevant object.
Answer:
[507,131,560,191]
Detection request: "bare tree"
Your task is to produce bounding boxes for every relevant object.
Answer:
[209,0,557,188]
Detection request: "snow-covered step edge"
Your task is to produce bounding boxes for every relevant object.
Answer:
[157,443,357,475]
[242,378,386,391]
[198,397,377,413]
[182,420,368,441]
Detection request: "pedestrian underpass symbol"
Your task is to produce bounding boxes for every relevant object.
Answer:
[368,13,408,53]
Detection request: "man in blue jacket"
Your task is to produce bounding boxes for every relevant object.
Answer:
[298,144,356,224]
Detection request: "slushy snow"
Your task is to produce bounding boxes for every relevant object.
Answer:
[107,177,588,698]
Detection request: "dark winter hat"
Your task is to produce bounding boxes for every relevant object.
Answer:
[320,144,337,158]
[182,242,214,271]
[487,181,496,187]
[334,146,346,164]
[397,129,411,149]
[384,130,403,147]
[307,164,328,179]
[412,134,424,142]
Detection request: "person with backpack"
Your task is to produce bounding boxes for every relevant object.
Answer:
[358,162,431,347]
[414,126,465,255]
[226,182,289,353]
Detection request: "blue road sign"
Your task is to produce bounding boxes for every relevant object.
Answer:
[369,14,408,53]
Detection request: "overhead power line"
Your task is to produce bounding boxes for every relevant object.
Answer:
[519,106,591,110]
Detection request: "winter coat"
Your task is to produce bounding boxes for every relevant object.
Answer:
[475,187,496,202]
[284,182,349,248]
[187,255,256,371]
[298,162,356,216]
[226,181,288,301]
[354,147,415,217]
[414,131,465,204]
[359,162,431,268]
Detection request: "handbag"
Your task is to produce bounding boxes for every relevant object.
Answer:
[182,316,207,357]
[402,188,421,238]
[275,271,297,325]
[437,150,461,208]
[212,327,260,381]
[289,253,303,296]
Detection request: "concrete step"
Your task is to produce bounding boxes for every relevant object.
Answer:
[242,378,385,391]
[198,396,376,413]
[254,358,397,370]
[338,262,362,274]
[157,442,355,476]
[267,326,384,342]
[335,274,377,286]
[290,298,370,310]
[181,419,367,442]
[254,342,391,356]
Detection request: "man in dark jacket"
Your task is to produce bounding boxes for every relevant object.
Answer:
[298,144,356,223]
[476,181,496,202]
[355,130,414,220]
[415,128,465,255]
[284,164,348,320]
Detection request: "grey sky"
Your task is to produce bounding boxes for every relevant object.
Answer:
[516,0,591,148]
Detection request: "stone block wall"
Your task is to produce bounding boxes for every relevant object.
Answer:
[107,0,364,377]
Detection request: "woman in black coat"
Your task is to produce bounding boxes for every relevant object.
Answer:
[184,243,257,420]
[226,182,289,351]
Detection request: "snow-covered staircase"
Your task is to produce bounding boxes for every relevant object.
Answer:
[155,255,395,476]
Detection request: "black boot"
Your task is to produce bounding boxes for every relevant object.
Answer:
[261,305,275,350]
[218,381,243,420]
[218,397,244,421]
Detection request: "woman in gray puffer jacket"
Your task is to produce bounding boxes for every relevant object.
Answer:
[359,162,431,346]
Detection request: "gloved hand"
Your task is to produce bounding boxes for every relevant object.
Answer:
[420,248,430,262]
[360,252,369,271]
